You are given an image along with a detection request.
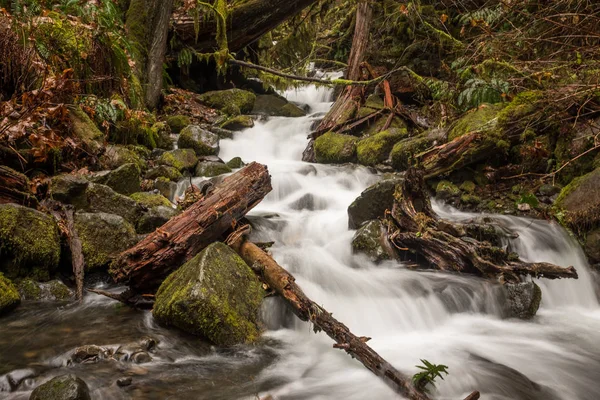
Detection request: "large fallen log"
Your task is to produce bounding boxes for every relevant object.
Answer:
[386,168,578,283]
[226,226,431,400]
[110,162,272,292]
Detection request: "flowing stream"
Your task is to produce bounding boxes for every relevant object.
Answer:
[1,84,600,400]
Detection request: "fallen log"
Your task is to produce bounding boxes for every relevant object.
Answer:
[226,226,431,400]
[386,168,578,283]
[0,166,38,207]
[110,162,272,292]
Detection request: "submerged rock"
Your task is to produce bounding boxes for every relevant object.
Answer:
[197,89,256,116]
[153,242,264,346]
[505,281,542,319]
[158,149,199,172]
[17,279,73,301]
[347,176,403,229]
[90,163,141,195]
[178,125,220,156]
[351,220,392,263]
[30,374,91,400]
[314,132,358,164]
[71,345,112,364]
[0,204,61,281]
[0,274,20,315]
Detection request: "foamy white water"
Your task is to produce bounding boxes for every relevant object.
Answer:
[219,84,600,400]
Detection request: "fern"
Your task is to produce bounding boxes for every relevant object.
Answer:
[412,359,449,393]
[458,78,509,110]
[458,5,505,27]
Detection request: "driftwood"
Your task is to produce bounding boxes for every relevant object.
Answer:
[0,166,38,207]
[41,199,85,300]
[110,162,272,292]
[386,168,578,283]
[226,225,431,400]
[86,288,155,309]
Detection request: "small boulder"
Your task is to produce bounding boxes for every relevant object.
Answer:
[314,132,358,164]
[279,102,307,117]
[158,149,199,172]
[151,122,174,150]
[137,206,179,234]
[154,178,178,201]
[195,161,232,177]
[30,374,91,400]
[197,89,256,116]
[390,134,435,171]
[351,220,391,263]
[252,94,306,117]
[130,192,172,208]
[448,104,504,141]
[68,106,104,154]
[83,183,144,226]
[356,129,407,166]
[226,157,245,169]
[50,174,89,209]
[178,125,220,156]
[90,163,141,195]
[505,281,542,319]
[71,345,112,364]
[17,279,73,301]
[166,115,191,134]
[555,167,600,233]
[153,242,264,346]
[75,212,138,271]
[0,274,20,315]
[436,180,460,200]
[100,145,146,171]
[0,204,61,281]
[220,115,254,131]
[348,176,403,229]
[584,229,600,264]
[145,165,182,182]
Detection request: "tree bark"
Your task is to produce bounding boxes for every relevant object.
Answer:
[386,168,578,283]
[110,162,272,292]
[145,0,174,109]
[0,166,37,207]
[226,227,431,400]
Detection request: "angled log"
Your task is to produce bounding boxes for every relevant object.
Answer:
[110,162,272,292]
[226,226,431,400]
[386,168,578,283]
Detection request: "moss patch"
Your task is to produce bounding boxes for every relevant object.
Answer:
[130,192,172,208]
[0,273,20,315]
[314,132,358,164]
[390,135,434,171]
[166,115,191,134]
[197,89,256,116]
[158,149,199,171]
[220,115,254,131]
[449,104,504,141]
[178,126,219,157]
[356,129,407,166]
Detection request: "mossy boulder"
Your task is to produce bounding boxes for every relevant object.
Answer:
[351,220,391,263]
[151,122,174,150]
[166,115,191,134]
[145,165,182,182]
[0,274,20,315]
[363,115,408,137]
[460,181,476,193]
[158,149,199,172]
[195,161,232,177]
[348,175,403,229]
[252,95,306,117]
[81,183,144,226]
[280,103,307,117]
[220,115,254,131]
[356,129,407,166]
[30,374,91,400]
[314,132,358,164]
[226,157,245,169]
[68,106,104,154]
[137,206,179,234]
[17,279,73,301]
[154,177,178,201]
[555,167,600,234]
[505,281,542,319]
[448,104,504,141]
[178,126,220,157]
[100,145,146,171]
[75,212,138,271]
[153,242,264,346]
[436,180,460,199]
[130,192,172,208]
[198,89,256,116]
[90,163,141,195]
[390,134,434,171]
[50,174,89,209]
[584,228,600,265]
[0,204,61,281]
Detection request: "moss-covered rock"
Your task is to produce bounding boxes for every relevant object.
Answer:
[198,89,256,116]
[356,129,407,166]
[0,273,20,315]
[195,161,232,177]
[460,193,482,206]
[100,145,146,171]
[252,94,306,117]
[448,104,504,141]
[90,163,141,195]
[220,115,255,131]
[363,115,408,137]
[0,204,60,281]
[158,149,199,172]
[130,192,172,208]
[50,174,89,209]
[75,212,138,271]
[151,122,174,150]
[153,242,264,346]
[584,228,600,265]
[226,157,245,169]
[365,94,385,109]
[351,220,391,263]
[111,114,160,150]
[459,181,476,193]
[154,177,178,201]
[280,103,307,117]
[17,279,73,301]
[81,183,144,226]
[137,206,179,234]
[348,175,403,229]
[30,374,91,400]
[68,106,104,154]
[314,132,358,164]
[145,165,182,182]
[178,126,220,157]
[166,115,191,134]
[554,167,600,234]
[436,180,460,199]
[390,135,434,171]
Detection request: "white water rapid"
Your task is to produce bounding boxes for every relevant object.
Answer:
[217,85,600,400]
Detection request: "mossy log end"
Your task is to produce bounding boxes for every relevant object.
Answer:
[110,162,272,292]
[387,168,578,283]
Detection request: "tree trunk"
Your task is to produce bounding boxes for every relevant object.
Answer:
[226,227,431,400]
[172,0,319,53]
[110,162,272,292]
[0,166,37,207]
[145,0,174,109]
[386,168,578,283]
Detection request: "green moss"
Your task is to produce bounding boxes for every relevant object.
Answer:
[91,163,141,195]
[47,280,72,300]
[314,132,358,164]
[226,157,244,169]
[220,115,254,131]
[517,193,539,208]
[126,0,150,67]
[112,116,158,149]
[436,180,460,199]
[195,162,232,177]
[151,122,174,150]
[197,89,256,116]
[460,181,476,193]
[363,115,408,137]
[390,135,433,171]
[166,115,191,134]
[356,129,407,166]
[279,103,306,117]
[145,165,183,182]
[357,106,378,119]
[0,204,61,281]
[496,91,543,128]
[178,126,219,157]
[365,94,384,109]
[158,149,198,171]
[449,104,503,141]
[100,145,146,171]
[461,193,482,206]
[0,273,20,315]
[17,278,42,300]
[130,192,172,208]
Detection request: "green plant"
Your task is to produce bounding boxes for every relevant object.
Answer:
[412,359,449,392]
[458,78,509,111]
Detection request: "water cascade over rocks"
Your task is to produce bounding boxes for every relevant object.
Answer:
[0,83,599,400]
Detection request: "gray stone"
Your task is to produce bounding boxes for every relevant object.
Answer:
[137,206,178,234]
[348,176,403,229]
[584,228,600,264]
[90,163,141,195]
[351,220,391,263]
[178,125,220,156]
[158,149,199,172]
[195,161,232,177]
[30,374,91,400]
[505,281,542,319]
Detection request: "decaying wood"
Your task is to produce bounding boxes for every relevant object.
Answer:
[386,168,578,283]
[110,162,272,292]
[0,166,38,207]
[41,199,85,300]
[227,226,431,400]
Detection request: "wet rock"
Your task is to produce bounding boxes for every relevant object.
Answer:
[0,274,20,315]
[351,220,391,263]
[314,132,358,164]
[130,192,172,208]
[158,149,199,172]
[197,89,256,116]
[166,115,191,134]
[117,377,132,387]
[555,167,600,233]
[220,115,254,131]
[538,183,560,197]
[82,183,144,226]
[178,125,220,156]
[17,279,73,301]
[2,368,35,390]
[75,212,138,271]
[100,145,146,171]
[226,157,245,169]
[208,126,234,139]
[145,165,182,182]
[505,281,542,319]
[154,178,178,201]
[584,229,600,264]
[131,352,152,364]
[252,94,306,117]
[49,174,89,208]
[137,206,179,234]
[436,180,460,200]
[90,163,141,195]
[347,176,403,229]
[356,129,407,166]
[297,165,317,176]
[390,134,435,171]
[195,161,232,177]
[153,242,265,346]
[30,374,91,400]
[71,345,112,364]
[289,194,327,211]
[0,204,61,281]
[151,122,174,150]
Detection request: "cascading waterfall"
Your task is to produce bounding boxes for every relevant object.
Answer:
[1,83,599,400]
